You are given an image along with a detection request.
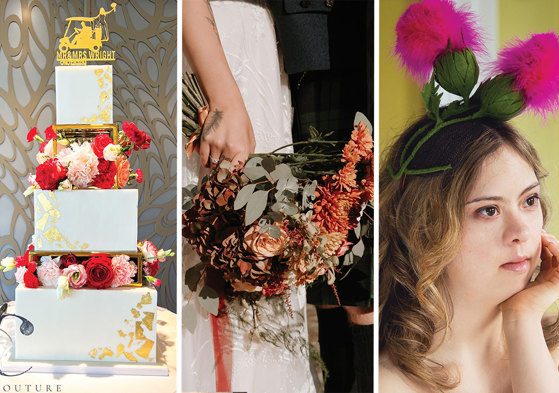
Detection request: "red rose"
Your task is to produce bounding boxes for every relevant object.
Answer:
[92,134,113,158]
[135,169,143,183]
[23,243,35,262]
[44,126,57,141]
[60,254,78,269]
[123,122,150,150]
[143,260,159,277]
[27,127,38,143]
[39,141,47,153]
[83,255,114,289]
[35,159,67,190]
[23,270,39,288]
[23,261,38,288]
[91,158,117,189]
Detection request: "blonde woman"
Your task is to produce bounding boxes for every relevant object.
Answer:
[379,118,559,392]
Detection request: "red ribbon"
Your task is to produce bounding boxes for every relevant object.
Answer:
[211,297,233,392]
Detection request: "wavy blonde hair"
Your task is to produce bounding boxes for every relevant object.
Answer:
[379,118,559,391]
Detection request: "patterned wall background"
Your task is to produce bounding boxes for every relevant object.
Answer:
[0,0,177,311]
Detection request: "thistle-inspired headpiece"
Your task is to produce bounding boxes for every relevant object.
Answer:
[390,0,559,179]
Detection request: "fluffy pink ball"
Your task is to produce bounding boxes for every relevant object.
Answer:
[395,0,484,84]
[111,255,137,287]
[62,264,88,289]
[493,32,559,118]
[37,257,61,287]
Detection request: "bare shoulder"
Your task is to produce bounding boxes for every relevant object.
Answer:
[379,351,422,393]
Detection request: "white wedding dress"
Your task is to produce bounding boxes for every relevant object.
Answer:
[182,1,317,392]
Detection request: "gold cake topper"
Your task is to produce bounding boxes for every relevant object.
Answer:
[57,3,117,65]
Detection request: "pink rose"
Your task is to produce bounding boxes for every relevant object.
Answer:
[110,255,137,287]
[115,156,130,188]
[37,257,61,287]
[243,224,288,259]
[62,264,87,289]
[66,142,99,188]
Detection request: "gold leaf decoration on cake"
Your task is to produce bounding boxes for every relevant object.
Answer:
[37,237,43,249]
[128,332,134,348]
[94,68,104,77]
[104,73,112,82]
[99,347,114,360]
[97,78,105,89]
[36,214,49,231]
[43,227,65,244]
[88,348,98,359]
[135,321,146,340]
[100,91,109,104]
[142,312,154,331]
[135,339,154,359]
[131,308,140,318]
[99,108,111,123]
[140,293,152,305]
[37,193,54,212]
[118,330,126,337]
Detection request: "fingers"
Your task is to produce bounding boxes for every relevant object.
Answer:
[542,231,559,269]
[199,138,211,168]
[540,245,553,272]
[230,150,250,168]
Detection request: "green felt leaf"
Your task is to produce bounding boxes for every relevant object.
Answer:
[270,164,293,180]
[261,157,276,173]
[352,238,365,257]
[353,112,372,133]
[243,166,269,181]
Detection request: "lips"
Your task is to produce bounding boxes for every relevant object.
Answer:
[500,258,531,273]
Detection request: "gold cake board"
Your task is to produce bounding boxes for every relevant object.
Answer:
[2,346,169,376]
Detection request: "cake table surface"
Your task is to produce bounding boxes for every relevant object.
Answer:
[0,302,177,393]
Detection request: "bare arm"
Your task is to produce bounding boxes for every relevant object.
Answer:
[182,0,255,167]
[501,231,559,392]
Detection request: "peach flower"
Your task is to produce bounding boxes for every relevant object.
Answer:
[66,142,99,188]
[243,224,288,259]
[116,156,130,188]
[37,256,61,287]
[110,255,137,287]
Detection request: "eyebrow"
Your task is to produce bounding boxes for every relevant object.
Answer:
[465,181,540,205]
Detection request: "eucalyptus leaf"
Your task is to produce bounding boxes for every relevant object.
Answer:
[352,238,365,257]
[353,112,372,133]
[234,183,256,210]
[243,166,269,181]
[245,157,263,168]
[274,189,289,203]
[185,262,204,292]
[285,177,299,193]
[276,178,288,192]
[199,285,219,316]
[261,157,276,172]
[343,252,354,266]
[354,223,361,238]
[183,302,198,333]
[262,224,281,239]
[245,190,269,225]
[270,164,293,179]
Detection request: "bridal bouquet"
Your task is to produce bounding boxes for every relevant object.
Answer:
[24,122,150,194]
[0,240,173,299]
[183,110,373,308]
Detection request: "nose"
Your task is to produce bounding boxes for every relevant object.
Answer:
[503,210,531,245]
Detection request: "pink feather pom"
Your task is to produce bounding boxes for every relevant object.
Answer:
[395,0,485,84]
[493,32,559,118]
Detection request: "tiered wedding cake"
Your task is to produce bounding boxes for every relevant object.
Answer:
[13,64,159,365]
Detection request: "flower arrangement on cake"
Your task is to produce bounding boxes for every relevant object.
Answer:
[0,240,173,299]
[183,101,373,310]
[24,121,150,194]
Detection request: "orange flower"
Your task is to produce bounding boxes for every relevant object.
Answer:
[332,162,357,191]
[116,156,130,188]
[312,178,362,234]
[351,121,373,161]
[342,141,361,163]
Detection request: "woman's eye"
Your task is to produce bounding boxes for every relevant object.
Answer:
[524,195,539,207]
[478,206,498,217]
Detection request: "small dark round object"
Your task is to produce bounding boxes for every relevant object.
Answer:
[325,0,334,7]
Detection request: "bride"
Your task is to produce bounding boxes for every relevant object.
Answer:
[182,1,316,392]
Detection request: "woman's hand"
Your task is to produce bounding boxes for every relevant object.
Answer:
[199,101,256,168]
[502,230,559,393]
[501,230,559,323]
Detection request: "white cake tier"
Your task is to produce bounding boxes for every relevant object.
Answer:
[15,286,157,364]
[55,65,113,124]
[34,189,138,252]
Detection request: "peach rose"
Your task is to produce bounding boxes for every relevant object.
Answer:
[243,224,288,259]
[116,156,130,188]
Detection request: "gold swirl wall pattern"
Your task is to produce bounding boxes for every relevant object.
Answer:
[0,0,178,311]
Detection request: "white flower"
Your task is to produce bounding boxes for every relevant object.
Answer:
[14,267,27,284]
[58,179,72,191]
[0,257,15,272]
[103,144,121,161]
[57,275,70,300]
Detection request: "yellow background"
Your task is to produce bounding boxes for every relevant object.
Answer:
[380,0,559,234]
